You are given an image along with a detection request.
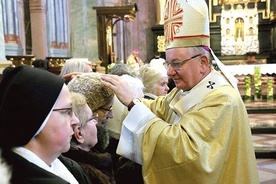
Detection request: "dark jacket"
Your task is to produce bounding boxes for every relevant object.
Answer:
[106,137,143,184]
[63,148,115,184]
[2,149,92,184]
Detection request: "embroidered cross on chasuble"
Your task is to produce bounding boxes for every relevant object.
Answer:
[207,81,215,89]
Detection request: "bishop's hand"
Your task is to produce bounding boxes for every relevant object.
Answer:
[101,74,137,106]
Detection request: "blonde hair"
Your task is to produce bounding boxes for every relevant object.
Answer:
[139,64,167,94]
[70,92,89,127]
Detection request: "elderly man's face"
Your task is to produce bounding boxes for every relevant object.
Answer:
[132,51,139,57]
[166,48,209,91]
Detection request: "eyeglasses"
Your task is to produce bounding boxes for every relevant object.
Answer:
[164,54,202,71]
[53,107,73,117]
[98,106,113,116]
[84,113,99,125]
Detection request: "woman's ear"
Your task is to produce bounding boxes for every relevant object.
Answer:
[73,126,85,144]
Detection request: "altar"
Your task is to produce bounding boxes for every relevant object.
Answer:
[225,64,276,76]
[224,64,276,101]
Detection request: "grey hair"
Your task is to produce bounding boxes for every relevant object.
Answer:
[187,47,212,64]
[139,64,167,94]
[59,58,91,76]
[109,63,137,78]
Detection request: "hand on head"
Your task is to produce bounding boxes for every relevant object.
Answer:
[101,74,138,106]
[62,72,83,82]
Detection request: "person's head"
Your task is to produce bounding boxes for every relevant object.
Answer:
[139,64,169,96]
[0,66,79,164]
[32,59,48,70]
[109,62,137,78]
[2,66,15,78]
[154,51,161,59]
[132,49,139,57]
[166,47,211,91]
[67,72,114,127]
[120,74,144,97]
[70,92,98,151]
[164,0,212,91]
[60,58,92,77]
[105,74,144,140]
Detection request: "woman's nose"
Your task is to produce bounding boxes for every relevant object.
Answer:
[71,112,80,126]
[165,85,169,91]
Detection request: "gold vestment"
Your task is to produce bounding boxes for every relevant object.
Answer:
[141,86,259,183]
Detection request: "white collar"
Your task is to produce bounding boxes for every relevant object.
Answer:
[13,147,79,183]
[170,70,231,121]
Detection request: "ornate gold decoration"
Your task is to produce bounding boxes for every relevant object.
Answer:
[157,35,166,52]
[156,0,166,25]
[48,58,66,68]
[6,56,35,67]
[235,18,244,41]
[19,58,25,66]
[106,26,112,46]
[209,0,271,22]
[270,11,276,21]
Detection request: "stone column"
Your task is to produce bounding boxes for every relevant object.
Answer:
[156,0,166,25]
[29,0,48,59]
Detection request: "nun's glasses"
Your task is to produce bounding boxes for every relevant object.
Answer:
[53,106,73,117]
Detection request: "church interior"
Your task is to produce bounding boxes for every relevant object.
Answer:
[0,0,275,183]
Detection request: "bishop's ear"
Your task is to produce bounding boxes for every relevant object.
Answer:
[199,54,209,66]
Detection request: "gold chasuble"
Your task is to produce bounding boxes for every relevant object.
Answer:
[116,0,259,182]
[116,71,259,183]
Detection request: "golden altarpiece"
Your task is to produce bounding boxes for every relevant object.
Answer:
[206,0,276,102]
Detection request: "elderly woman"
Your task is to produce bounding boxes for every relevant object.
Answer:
[63,92,114,184]
[67,72,116,183]
[139,64,169,99]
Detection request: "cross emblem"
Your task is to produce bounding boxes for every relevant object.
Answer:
[164,0,183,45]
[207,81,215,89]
